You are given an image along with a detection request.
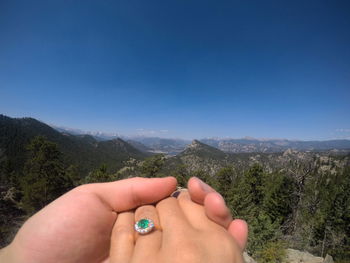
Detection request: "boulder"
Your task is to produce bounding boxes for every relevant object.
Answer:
[285,248,324,263]
[243,252,257,263]
[242,248,333,263]
[323,254,334,263]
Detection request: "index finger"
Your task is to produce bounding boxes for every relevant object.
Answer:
[77,177,177,212]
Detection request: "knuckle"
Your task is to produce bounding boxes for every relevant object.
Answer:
[137,204,155,213]
[136,205,156,215]
[156,197,175,209]
[112,224,133,240]
[136,205,157,217]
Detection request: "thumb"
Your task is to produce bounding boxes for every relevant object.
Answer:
[77,177,177,212]
[228,219,248,251]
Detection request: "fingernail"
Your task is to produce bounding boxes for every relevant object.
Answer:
[170,187,187,198]
[195,177,214,193]
[171,190,181,198]
[217,192,225,203]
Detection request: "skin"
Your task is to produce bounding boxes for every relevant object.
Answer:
[0,176,248,263]
[110,191,244,263]
[187,177,248,251]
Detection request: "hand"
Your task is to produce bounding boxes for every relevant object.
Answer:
[1,177,177,263]
[109,190,244,263]
[187,177,248,250]
[0,176,247,263]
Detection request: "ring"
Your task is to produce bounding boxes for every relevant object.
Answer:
[171,187,187,198]
[134,218,155,235]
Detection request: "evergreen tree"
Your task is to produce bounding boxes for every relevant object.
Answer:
[66,165,82,186]
[83,164,116,183]
[20,136,73,214]
[313,167,350,260]
[228,164,286,258]
[229,164,265,218]
[263,172,296,226]
[170,164,190,188]
[248,211,281,256]
[216,165,236,200]
[141,154,165,178]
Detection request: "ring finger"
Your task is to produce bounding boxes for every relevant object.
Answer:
[110,211,135,263]
[133,205,162,261]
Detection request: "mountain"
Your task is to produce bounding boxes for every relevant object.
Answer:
[52,125,191,155]
[0,115,148,175]
[127,137,191,155]
[163,139,350,176]
[163,140,231,175]
[200,138,350,153]
[52,125,350,154]
[180,140,228,159]
[126,140,153,153]
[52,126,119,141]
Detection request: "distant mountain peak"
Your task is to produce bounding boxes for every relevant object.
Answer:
[182,139,227,159]
[187,139,201,147]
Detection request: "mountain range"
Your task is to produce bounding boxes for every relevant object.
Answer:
[2,115,349,260]
[1,114,350,177]
[54,124,350,155]
[0,115,148,175]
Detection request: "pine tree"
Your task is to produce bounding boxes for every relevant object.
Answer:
[20,136,73,214]
[263,172,296,226]
[141,154,165,178]
[216,165,236,200]
[314,167,350,259]
[227,164,286,258]
[229,164,265,218]
[83,164,115,183]
[170,164,190,188]
[66,165,82,186]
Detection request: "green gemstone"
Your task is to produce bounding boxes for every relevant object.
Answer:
[137,219,149,229]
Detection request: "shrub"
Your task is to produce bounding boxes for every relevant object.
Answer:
[255,240,286,263]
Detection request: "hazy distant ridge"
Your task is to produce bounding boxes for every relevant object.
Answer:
[54,125,350,154]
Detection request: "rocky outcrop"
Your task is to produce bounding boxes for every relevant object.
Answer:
[285,248,324,263]
[243,252,257,263]
[323,254,334,263]
[243,249,334,263]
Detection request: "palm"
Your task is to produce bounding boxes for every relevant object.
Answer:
[13,190,116,263]
[9,177,178,263]
[5,177,247,263]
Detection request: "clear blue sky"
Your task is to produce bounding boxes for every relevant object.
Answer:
[1,0,349,140]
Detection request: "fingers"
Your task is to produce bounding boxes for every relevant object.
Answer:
[187,177,248,250]
[134,205,162,255]
[187,177,215,204]
[176,190,213,230]
[135,205,162,248]
[228,219,248,251]
[156,197,191,238]
[188,177,232,229]
[77,177,177,212]
[204,192,232,229]
[109,211,135,263]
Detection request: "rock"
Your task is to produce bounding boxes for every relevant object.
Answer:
[242,249,333,263]
[243,252,257,263]
[286,248,324,263]
[323,254,334,263]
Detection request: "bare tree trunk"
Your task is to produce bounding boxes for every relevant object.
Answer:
[321,227,327,258]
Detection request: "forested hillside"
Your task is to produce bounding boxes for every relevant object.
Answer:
[1,115,349,262]
[0,115,148,175]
